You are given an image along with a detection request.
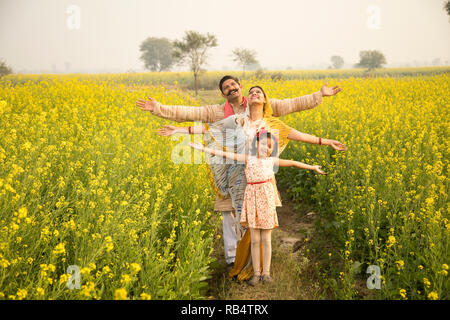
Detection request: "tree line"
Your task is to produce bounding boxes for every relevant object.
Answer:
[140,30,390,94]
[139,31,261,95]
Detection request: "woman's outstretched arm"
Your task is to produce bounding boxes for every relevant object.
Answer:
[189,142,247,163]
[157,124,205,136]
[288,128,347,151]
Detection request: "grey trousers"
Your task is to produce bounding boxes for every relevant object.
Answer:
[222,210,239,265]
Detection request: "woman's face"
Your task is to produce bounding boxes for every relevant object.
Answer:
[248,87,266,105]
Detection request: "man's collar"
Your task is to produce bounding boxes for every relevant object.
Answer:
[227,97,245,107]
[224,96,248,118]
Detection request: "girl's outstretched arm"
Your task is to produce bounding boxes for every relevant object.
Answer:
[275,158,326,175]
[189,142,247,163]
[157,124,205,136]
[287,128,347,151]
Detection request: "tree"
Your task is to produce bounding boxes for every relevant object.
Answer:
[139,37,175,72]
[354,50,386,71]
[445,1,450,16]
[231,48,258,78]
[330,55,344,69]
[173,30,218,95]
[0,59,12,77]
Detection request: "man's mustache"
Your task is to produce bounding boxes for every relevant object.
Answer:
[227,89,238,96]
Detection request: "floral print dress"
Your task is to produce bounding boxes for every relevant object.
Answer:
[240,155,281,230]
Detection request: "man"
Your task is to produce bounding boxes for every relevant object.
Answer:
[136,75,341,268]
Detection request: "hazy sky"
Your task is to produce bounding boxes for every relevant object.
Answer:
[1,0,450,72]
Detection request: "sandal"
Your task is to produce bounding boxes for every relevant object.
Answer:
[248,275,261,286]
[261,274,273,283]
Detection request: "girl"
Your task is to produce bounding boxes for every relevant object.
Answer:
[189,128,326,286]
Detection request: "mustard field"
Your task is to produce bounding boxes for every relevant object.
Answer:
[0,69,448,299]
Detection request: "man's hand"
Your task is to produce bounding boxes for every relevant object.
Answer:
[320,83,342,97]
[136,96,158,112]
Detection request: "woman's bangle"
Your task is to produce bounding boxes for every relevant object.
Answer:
[318,137,322,145]
[188,126,191,134]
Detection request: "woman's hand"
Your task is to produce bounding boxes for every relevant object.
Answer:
[328,139,347,151]
[312,165,327,175]
[188,142,204,151]
[157,125,179,136]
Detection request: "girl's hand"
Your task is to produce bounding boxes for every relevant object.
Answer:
[328,140,347,151]
[189,142,204,151]
[157,125,179,136]
[312,165,327,175]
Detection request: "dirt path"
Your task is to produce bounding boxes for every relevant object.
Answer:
[207,189,323,300]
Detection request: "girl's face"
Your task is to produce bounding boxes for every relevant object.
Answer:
[257,136,273,158]
[248,87,266,105]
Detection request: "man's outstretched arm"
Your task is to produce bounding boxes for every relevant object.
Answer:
[270,83,342,117]
[136,96,225,123]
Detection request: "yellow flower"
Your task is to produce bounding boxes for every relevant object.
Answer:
[386,235,396,248]
[80,267,91,276]
[427,291,438,300]
[140,292,151,300]
[59,273,69,285]
[121,274,132,285]
[395,260,405,270]
[52,243,66,255]
[102,266,111,274]
[130,263,141,274]
[105,236,114,252]
[36,287,45,296]
[18,207,28,219]
[114,288,128,300]
[80,281,95,298]
[16,289,27,300]
[399,289,407,299]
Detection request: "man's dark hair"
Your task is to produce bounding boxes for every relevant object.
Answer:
[219,75,240,93]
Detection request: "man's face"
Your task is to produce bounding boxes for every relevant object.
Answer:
[221,79,242,101]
